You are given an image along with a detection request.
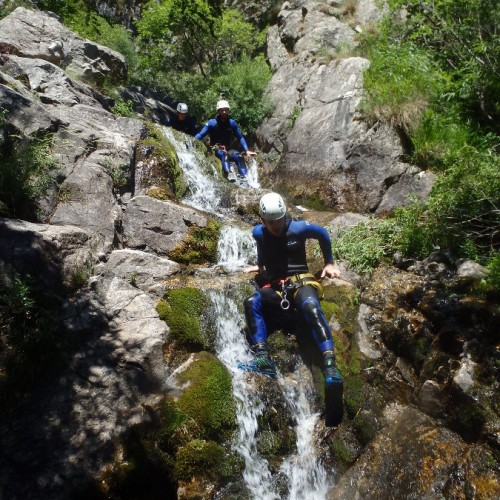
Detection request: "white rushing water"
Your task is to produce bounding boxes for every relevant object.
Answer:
[209,291,279,500]
[162,128,223,214]
[279,371,330,499]
[210,291,330,500]
[217,225,257,271]
[244,156,260,189]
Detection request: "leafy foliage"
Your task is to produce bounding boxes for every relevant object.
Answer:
[423,146,500,254]
[0,274,63,414]
[0,133,59,220]
[386,0,500,132]
[134,2,271,134]
[360,41,444,133]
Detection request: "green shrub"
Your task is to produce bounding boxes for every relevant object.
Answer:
[386,0,500,132]
[111,99,135,118]
[423,147,500,256]
[360,41,444,133]
[0,274,65,414]
[327,219,388,274]
[0,133,59,220]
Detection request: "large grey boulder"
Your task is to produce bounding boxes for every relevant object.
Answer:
[259,0,435,213]
[0,7,126,85]
[122,195,209,255]
[0,217,94,289]
[0,275,169,499]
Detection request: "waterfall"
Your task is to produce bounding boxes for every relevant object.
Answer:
[164,126,330,499]
[162,128,223,214]
[279,371,330,499]
[217,225,256,271]
[209,291,279,500]
[245,156,260,189]
[210,291,331,499]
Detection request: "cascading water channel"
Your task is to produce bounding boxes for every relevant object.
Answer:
[212,228,332,499]
[209,291,279,500]
[162,128,223,214]
[278,373,330,499]
[162,129,331,498]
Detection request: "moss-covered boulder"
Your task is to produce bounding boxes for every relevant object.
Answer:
[156,287,212,353]
[175,351,236,440]
[168,219,221,266]
[136,123,187,200]
[175,438,234,482]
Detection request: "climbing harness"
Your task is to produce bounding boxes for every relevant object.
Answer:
[263,273,324,310]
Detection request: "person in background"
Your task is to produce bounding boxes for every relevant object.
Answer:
[243,192,344,394]
[166,102,198,136]
[195,98,256,181]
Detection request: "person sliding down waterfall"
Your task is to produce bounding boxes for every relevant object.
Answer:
[241,192,344,426]
[195,96,256,182]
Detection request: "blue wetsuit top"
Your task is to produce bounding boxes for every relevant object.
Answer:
[195,115,249,151]
[253,215,334,282]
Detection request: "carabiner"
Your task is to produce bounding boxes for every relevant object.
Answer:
[280,282,290,310]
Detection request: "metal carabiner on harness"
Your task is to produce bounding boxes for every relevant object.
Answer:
[280,281,290,310]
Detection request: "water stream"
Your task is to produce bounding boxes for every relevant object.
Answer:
[164,128,330,498]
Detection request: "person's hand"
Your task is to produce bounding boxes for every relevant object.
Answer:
[244,150,257,157]
[321,263,341,279]
[244,265,259,273]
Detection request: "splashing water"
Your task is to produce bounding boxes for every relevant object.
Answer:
[209,291,279,500]
[279,371,330,499]
[217,225,256,271]
[162,128,223,214]
[244,156,260,189]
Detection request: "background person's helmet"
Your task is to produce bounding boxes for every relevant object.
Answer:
[259,193,286,220]
[216,99,230,111]
[177,102,188,113]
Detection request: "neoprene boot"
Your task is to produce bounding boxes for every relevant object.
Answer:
[323,351,343,385]
[252,342,275,372]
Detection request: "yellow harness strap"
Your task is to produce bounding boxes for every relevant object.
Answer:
[287,273,324,299]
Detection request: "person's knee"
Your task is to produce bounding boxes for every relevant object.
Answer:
[301,297,321,318]
[244,292,260,314]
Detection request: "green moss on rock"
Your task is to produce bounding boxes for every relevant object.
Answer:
[156,288,209,350]
[174,439,233,482]
[136,123,187,200]
[176,351,236,439]
[168,219,221,265]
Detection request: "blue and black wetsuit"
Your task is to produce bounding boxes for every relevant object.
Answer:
[166,114,198,136]
[195,116,249,176]
[244,214,335,355]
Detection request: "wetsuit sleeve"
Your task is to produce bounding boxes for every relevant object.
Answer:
[252,225,265,268]
[298,221,334,265]
[230,119,249,151]
[195,123,209,141]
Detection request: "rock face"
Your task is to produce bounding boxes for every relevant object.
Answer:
[0,5,497,500]
[0,7,126,86]
[258,0,435,213]
[0,7,205,498]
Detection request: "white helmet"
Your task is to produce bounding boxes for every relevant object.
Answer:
[259,193,286,221]
[177,102,188,113]
[216,99,230,111]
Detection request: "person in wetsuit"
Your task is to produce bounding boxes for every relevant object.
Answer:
[243,192,344,387]
[195,98,256,180]
[166,102,198,136]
